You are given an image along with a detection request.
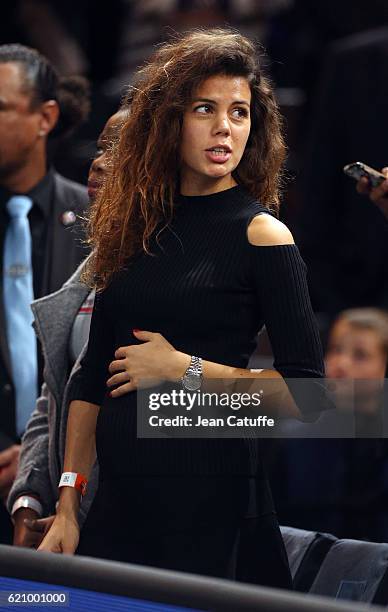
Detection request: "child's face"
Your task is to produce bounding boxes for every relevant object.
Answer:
[325,319,386,379]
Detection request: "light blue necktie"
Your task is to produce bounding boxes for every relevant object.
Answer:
[3,196,37,436]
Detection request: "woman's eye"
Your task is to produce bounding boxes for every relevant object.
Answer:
[94,148,104,158]
[194,104,211,114]
[232,107,248,119]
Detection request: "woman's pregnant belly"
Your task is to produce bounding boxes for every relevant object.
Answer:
[96,392,255,478]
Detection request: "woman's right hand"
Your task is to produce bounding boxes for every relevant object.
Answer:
[38,513,79,554]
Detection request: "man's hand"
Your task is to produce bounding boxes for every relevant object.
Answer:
[23,515,55,548]
[357,167,388,220]
[0,445,20,501]
[13,509,55,548]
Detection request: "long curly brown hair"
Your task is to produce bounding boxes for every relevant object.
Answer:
[86,28,286,290]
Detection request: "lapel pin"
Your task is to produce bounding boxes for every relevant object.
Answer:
[61,210,77,226]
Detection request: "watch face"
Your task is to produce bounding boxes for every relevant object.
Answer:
[183,373,201,391]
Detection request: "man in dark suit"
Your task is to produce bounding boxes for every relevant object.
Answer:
[0,44,89,541]
[298,27,388,317]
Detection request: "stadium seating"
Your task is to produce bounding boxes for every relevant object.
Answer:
[281,525,388,605]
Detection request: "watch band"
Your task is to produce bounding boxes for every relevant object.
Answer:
[182,355,203,391]
[186,356,202,376]
[11,495,43,518]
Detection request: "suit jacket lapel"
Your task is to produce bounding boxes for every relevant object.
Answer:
[0,220,13,379]
[0,286,12,380]
[45,173,86,296]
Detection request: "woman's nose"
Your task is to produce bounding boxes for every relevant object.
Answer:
[213,114,231,135]
[91,152,107,174]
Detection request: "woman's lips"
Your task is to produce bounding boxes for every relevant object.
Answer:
[205,150,232,164]
[87,181,100,199]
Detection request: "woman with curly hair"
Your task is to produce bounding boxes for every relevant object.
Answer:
[40,29,324,588]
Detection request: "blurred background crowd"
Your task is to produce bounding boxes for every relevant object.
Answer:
[4,0,388,318]
[2,0,388,552]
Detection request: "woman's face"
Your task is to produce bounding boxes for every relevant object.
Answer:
[325,319,387,379]
[180,74,251,196]
[87,112,124,201]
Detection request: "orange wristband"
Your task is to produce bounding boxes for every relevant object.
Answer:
[58,472,88,497]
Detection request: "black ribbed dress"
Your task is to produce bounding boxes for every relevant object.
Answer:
[71,185,324,586]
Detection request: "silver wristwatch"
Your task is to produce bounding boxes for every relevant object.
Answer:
[182,356,203,391]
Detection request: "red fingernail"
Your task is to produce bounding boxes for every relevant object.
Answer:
[133,328,140,333]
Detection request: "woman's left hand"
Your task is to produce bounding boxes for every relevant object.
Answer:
[107,330,190,397]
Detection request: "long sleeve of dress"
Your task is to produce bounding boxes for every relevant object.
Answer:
[249,243,329,416]
[67,291,115,406]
